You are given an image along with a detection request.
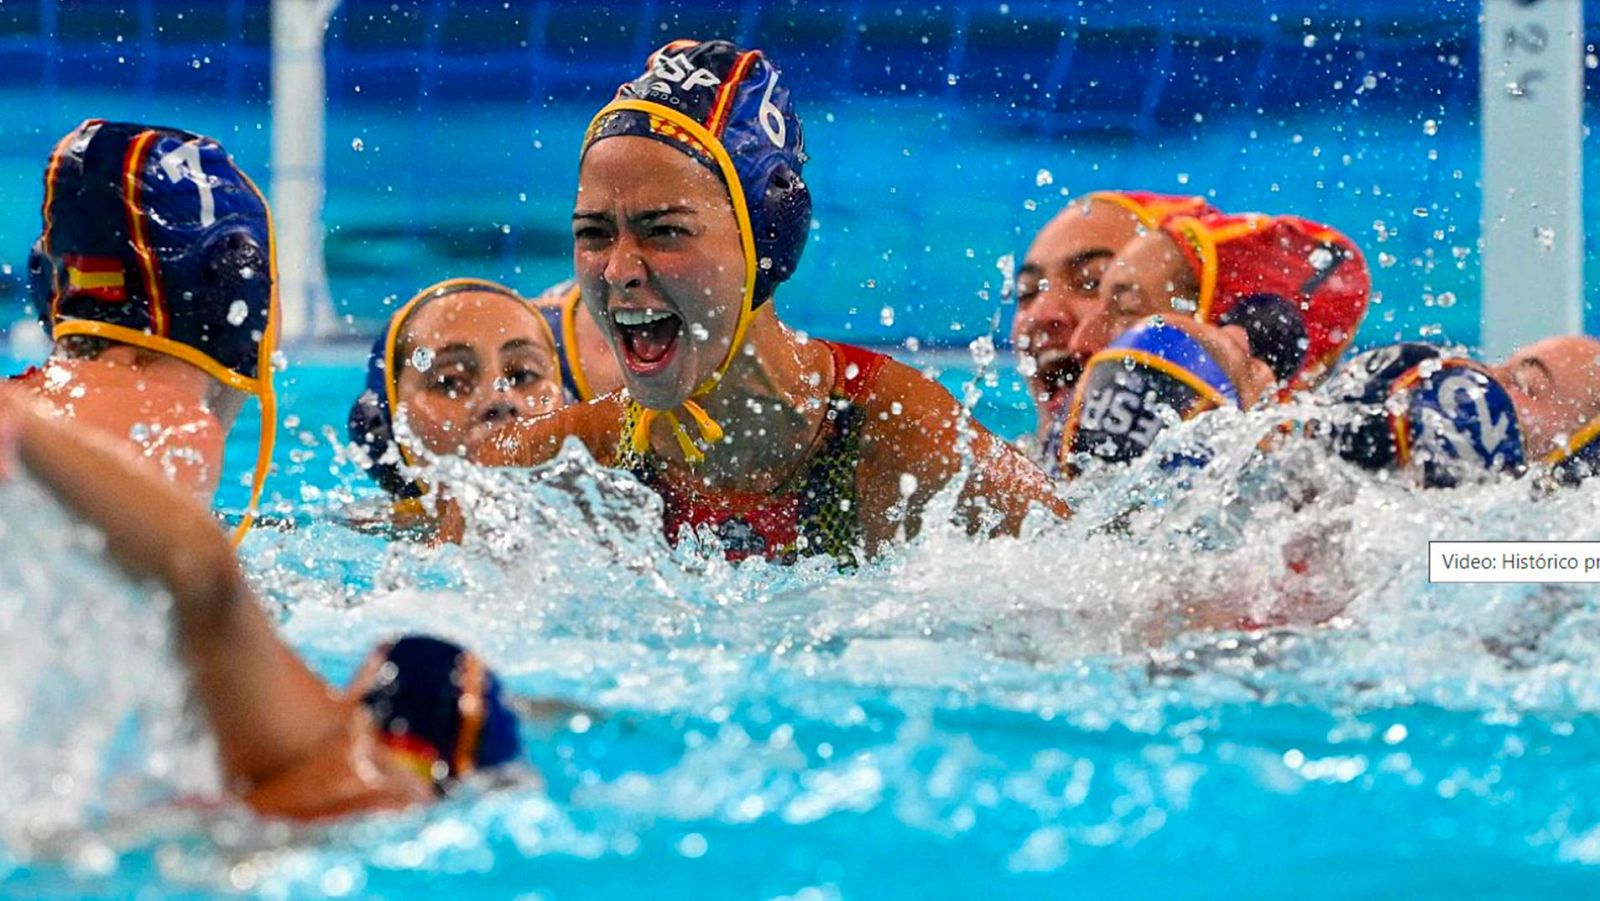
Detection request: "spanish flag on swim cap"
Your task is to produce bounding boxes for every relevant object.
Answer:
[582,38,810,464]
[27,119,278,545]
[1161,212,1370,391]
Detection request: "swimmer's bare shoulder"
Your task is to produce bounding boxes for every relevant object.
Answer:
[852,357,1069,550]
[473,393,627,468]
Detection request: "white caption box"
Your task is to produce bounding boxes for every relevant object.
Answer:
[1429,541,1600,584]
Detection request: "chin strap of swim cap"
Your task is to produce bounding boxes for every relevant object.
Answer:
[585,99,761,465]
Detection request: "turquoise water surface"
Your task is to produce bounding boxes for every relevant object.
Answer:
[7,1,1600,898]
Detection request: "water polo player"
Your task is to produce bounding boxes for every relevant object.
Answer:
[1056,211,1371,474]
[1011,191,1215,453]
[348,278,566,517]
[471,38,1066,562]
[0,390,527,820]
[532,278,626,400]
[1317,335,1600,487]
[18,119,277,541]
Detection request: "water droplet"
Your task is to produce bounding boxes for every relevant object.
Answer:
[879,305,895,327]
[1035,168,1054,187]
[1303,34,1317,48]
[1412,207,1429,218]
[1017,355,1038,377]
[946,72,959,86]
[411,346,435,372]
[239,266,256,280]
[1176,172,1190,185]
[689,322,710,341]
[968,335,996,368]
[351,137,364,152]
[1422,119,1439,136]
[128,422,152,442]
[899,472,919,497]
[1308,247,1335,270]
[500,223,512,235]
[677,833,708,859]
[1436,292,1457,308]
[226,299,249,326]
[493,376,511,392]
[1536,226,1557,252]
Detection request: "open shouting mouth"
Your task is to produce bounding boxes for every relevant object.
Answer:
[1031,348,1084,406]
[612,307,683,375]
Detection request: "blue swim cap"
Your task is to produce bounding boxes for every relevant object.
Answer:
[583,38,810,309]
[28,118,278,543]
[358,635,521,787]
[1318,344,1524,487]
[347,278,549,499]
[1059,317,1239,473]
[30,119,275,389]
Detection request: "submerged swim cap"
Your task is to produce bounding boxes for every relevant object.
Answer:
[1059,317,1240,473]
[1317,344,1524,487]
[1162,213,1370,391]
[357,635,521,787]
[28,118,278,544]
[347,278,552,499]
[582,38,809,464]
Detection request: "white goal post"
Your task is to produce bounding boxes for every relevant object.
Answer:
[270,0,341,342]
[1480,0,1586,357]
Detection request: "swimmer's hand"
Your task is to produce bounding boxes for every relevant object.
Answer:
[433,491,466,545]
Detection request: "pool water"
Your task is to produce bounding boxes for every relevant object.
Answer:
[5,3,1600,894]
[5,354,1600,899]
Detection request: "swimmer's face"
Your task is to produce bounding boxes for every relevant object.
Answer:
[1012,199,1145,420]
[1490,336,1600,455]
[1070,231,1199,362]
[573,137,746,411]
[395,291,564,457]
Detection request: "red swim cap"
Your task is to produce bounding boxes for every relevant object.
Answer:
[1162,212,1370,389]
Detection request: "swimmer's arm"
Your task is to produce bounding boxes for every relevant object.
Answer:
[2,398,396,799]
[472,394,624,468]
[857,363,1069,551]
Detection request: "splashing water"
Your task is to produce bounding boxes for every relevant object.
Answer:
[11,396,1600,896]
